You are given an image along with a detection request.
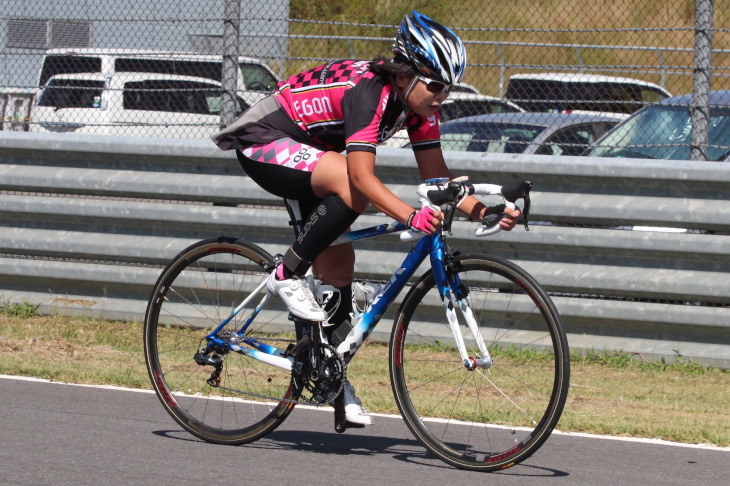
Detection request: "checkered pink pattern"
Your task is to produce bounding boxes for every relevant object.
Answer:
[289,60,364,89]
[241,138,325,172]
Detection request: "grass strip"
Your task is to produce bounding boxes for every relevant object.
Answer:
[1,312,728,447]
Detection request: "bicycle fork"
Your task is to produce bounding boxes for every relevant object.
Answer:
[434,256,493,371]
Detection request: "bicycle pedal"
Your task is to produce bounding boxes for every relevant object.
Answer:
[333,392,347,433]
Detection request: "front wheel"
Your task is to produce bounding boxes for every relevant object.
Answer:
[389,254,569,471]
[144,237,298,445]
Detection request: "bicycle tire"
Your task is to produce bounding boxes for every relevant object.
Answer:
[389,253,570,471]
[144,236,298,445]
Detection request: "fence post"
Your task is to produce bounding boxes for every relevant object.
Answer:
[657,49,666,87]
[690,0,714,161]
[497,44,505,99]
[221,0,241,129]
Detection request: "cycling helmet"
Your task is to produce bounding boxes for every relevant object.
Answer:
[392,11,467,85]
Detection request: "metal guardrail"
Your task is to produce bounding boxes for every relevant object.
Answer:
[1,131,729,367]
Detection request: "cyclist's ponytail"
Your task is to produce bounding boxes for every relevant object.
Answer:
[368,56,415,79]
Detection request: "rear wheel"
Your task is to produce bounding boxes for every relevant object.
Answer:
[389,254,569,471]
[144,237,297,445]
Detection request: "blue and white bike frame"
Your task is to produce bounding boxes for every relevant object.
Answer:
[200,220,491,376]
[199,176,529,376]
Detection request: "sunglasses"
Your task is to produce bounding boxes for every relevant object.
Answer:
[418,76,452,95]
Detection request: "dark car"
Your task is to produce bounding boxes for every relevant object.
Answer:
[586,90,730,160]
[437,112,621,155]
[438,93,524,123]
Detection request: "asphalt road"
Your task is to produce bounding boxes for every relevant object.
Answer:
[0,375,727,486]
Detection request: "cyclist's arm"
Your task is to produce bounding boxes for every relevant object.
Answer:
[413,147,484,219]
[347,150,420,225]
[413,148,520,229]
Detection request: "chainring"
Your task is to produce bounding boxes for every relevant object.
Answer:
[292,341,346,406]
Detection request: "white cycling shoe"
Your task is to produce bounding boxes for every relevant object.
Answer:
[267,269,328,322]
[344,381,373,426]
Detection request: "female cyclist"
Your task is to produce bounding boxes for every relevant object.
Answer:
[212,11,520,426]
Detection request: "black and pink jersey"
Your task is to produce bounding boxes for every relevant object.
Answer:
[274,59,440,153]
[213,59,441,154]
[276,60,440,152]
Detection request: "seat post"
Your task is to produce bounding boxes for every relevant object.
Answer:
[283,198,304,239]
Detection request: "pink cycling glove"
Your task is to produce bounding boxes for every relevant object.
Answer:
[408,207,436,233]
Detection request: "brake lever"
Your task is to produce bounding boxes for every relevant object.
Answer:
[481,204,507,228]
[500,179,533,231]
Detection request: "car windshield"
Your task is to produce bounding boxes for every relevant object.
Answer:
[37,79,105,108]
[589,104,730,160]
[123,80,248,115]
[440,122,545,153]
[439,100,521,123]
[39,55,102,86]
[239,63,278,92]
[506,78,669,114]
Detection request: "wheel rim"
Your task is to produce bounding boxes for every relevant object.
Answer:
[144,240,297,443]
[391,256,569,470]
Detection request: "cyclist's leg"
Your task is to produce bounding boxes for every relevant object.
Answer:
[304,157,358,344]
[309,149,367,332]
[237,141,355,321]
[308,153,362,336]
[310,151,369,213]
[238,143,361,333]
[302,151,373,425]
[287,197,355,334]
[308,149,361,317]
[238,143,361,279]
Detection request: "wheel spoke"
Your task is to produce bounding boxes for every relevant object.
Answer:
[144,239,297,445]
[390,255,569,471]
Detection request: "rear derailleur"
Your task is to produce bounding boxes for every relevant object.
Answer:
[194,343,226,387]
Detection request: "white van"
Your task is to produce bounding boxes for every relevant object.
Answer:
[31,72,249,139]
[37,48,279,108]
[505,73,671,116]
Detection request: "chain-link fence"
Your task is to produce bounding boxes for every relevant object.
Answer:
[2,0,729,161]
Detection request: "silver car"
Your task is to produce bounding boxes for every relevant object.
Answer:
[437,112,621,155]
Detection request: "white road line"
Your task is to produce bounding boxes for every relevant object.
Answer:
[2,374,728,452]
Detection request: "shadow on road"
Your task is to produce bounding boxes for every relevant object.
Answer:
[152,428,568,477]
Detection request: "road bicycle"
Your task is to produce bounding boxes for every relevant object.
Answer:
[143,176,570,472]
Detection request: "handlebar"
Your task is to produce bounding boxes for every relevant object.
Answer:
[400,176,533,240]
